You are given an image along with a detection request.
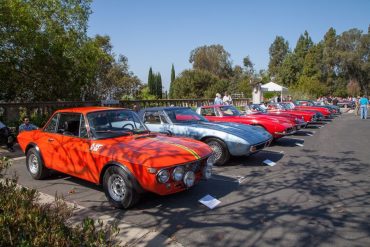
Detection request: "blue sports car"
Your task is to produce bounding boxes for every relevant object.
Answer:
[138,107,272,165]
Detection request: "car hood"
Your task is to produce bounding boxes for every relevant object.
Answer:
[96,134,212,168]
[195,121,272,143]
[240,114,293,124]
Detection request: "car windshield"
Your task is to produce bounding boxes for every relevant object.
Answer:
[249,104,267,113]
[165,108,208,123]
[281,103,294,109]
[219,105,241,116]
[87,109,148,139]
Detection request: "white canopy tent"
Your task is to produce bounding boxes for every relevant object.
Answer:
[261,82,288,100]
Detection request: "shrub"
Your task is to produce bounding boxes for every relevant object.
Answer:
[0,157,118,247]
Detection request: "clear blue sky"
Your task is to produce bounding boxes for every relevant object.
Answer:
[87,0,370,91]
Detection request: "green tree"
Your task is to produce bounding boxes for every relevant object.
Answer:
[155,73,163,99]
[147,67,155,95]
[169,64,175,98]
[243,56,254,76]
[321,27,338,92]
[268,36,290,79]
[277,53,299,87]
[170,69,221,99]
[294,31,314,66]
[337,28,369,95]
[0,0,93,102]
[189,44,233,78]
[137,85,157,100]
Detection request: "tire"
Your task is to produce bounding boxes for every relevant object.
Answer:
[205,138,230,166]
[103,166,140,209]
[26,148,49,179]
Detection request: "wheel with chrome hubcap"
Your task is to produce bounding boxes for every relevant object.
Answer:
[26,147,49,179]
[103,166,140,209]
[205,138,229,166]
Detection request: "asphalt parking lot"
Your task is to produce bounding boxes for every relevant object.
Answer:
[2,112,370,246]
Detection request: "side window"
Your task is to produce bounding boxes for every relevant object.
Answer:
[79,115,88,138]
[201,108,215,116]
[44,114,59,133]
[144,112,161,124]
[57,113,82,137]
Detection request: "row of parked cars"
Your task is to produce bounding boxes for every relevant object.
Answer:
[16,100,339,209]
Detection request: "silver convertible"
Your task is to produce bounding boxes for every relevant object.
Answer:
[138,107,272,166]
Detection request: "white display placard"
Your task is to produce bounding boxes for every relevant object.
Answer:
[263,159,276,166]
[199,194,221,209]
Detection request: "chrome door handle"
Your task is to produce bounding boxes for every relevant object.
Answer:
[48,138,54,142]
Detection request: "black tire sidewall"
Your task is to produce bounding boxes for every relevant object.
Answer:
[103,166,136,209]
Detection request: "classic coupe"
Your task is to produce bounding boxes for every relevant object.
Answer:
[261,103,323,123]
[196,105,299,139]
[246,104,309,125]
[284,102,332,118]
[294,100,340,114]
[17,107,214,209]
[138,107,272,166]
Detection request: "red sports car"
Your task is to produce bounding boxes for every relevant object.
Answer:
[196,105,297,139]
[284,102,332,118]
[17,107,213,209]
[259,103,322,123]
[246,104,308,127]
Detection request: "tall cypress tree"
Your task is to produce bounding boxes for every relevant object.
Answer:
[148,67,154,95]
[169,64,175,98]
[156,73,163,99]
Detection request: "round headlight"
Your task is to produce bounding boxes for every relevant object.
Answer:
[172,166,185,181]
[157,169,170,183]
[183,171,195,187]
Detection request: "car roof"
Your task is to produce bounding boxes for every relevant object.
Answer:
[139,106,190,112]
[56,106,128,114]
[200,104,225,108]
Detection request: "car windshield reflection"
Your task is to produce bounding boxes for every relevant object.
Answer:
[165,108,208,123]
[87,110,148,139]
[219,106,241,116]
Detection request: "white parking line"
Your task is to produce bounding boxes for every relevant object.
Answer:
[261,149,285,154]
[287,137,305,141]
[210,176,238,183]
[11,156,26,161]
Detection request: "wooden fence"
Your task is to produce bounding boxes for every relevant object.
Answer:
[0,98,250,125]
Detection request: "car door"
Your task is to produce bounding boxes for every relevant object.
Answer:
[143,111,167,133]
[37,113,65,170]
[58,113,100,183]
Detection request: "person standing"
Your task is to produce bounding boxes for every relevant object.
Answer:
[222,92,233,105]
[19,117,38,132]
[214,93,223,105]
[332,97,338,106]
[354,97,360,116]
[359,95,369,119]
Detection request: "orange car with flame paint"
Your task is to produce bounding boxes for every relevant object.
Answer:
[17,107,213,209]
